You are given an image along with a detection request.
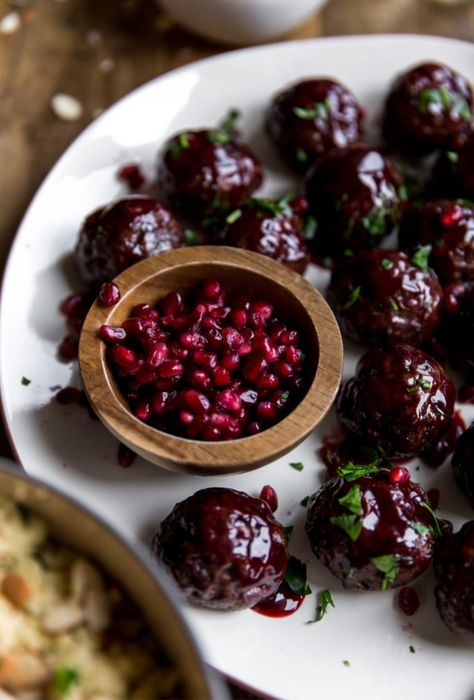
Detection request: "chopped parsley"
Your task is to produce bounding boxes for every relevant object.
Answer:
[304,215,317,240]
[296,148,308,163]
[218,108,241,133]
[208,130,231,145]
[446,150,459,164]
[380,258,394,270]
[361,207,387,239]
[52,667,80,695]
[344,249,354,257]
[293,98,331,121]
[342,660,351,667]
[407,377,432,394]
[409,645,416,654]
[420,500,442,539]
[250,195,293,218]
[21,376,31,386]
[307,589,335,623]
[290,461,304,472]
[300,495,311,507]
[337,458,383,482]
[389,298,399,312]
[399,184,409,202]
[169,132,190,158]
[329,514,362,542]
[370,554,400,590]
[284,556,309,596]
[225,208,242,224]
[343,285,361,310]
[418,87,471,120]
[338,484,362,516]
[184,228,198,246]
[411,521,431,536]
[411,244,432,271]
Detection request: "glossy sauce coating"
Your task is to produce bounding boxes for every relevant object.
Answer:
[305,472,435,591]
[441,283,474,381]
[153,488,289,610]
[451,422,474,508]
[337,343,456,458]
[327,249,443,347]
[157,129,263,222]
[252,582,304,618]
[398,200,474,285]
[266,78,364,172]
[305,145,403,257]
[75,196,184,288]
[383,62,473,155]
[433,521,474,642]
[431,134,474,200]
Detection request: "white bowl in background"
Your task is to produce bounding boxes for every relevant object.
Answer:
[160,0,327,45]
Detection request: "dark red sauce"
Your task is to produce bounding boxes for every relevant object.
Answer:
[422,410,466,467]
[252,582,304,618]
[398,586,420,616]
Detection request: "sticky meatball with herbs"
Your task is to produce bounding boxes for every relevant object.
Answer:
[75,196,184,288]
[157,122,263,224]
[153,488,289,611]
[266,78,364,172]
[218,196,310,274]
[398,199,474,285]
[305,145,404,257]
[434,521,474,642]
[451,423,474,508]
[441,283,474,381]
[431,135,474,200]
[305,467,435,591]
[382,62,473,155]
[337,344,456,459]
[326,249,443,347]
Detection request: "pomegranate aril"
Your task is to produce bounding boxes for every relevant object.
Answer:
[207,328,223,349]
[189,369,212,391]
[134,398,152,421]
[157,360,184,378]
[193,350,218,371]
[109,345,138,369]
[215,389,241,412]
[200,279,222,301]
[180,410,194,425]
[181,389,210,414]
[272,389,290,409]
[201,316,221,331]
[283,346,303,365]
[443,283,466,313]
[186,414,209,439]
[202,425,222,441]
[155,377,180,391]
[290,196,309,214]
[55,386,83,405]
[168,342,189,360]
[257,401,278,422]
[280,329,299,345]
[213,367,231,386]
[258,373,279,390]
[117,443,136,468]
[260,485,278,512]
[99,325,127,344]
[237,342,252,356]
[131,303,159,321]
[161,291,182,315]
[249,312,266,328]
[250,301,273,320]
[180,332,207,350]
[221,353,240,371]
[141,327,168,347]
[248,421,262,435]
[273,361,294,379]
[146,343,168,368]
[161,314,190,331]
[229,309,247,328]
[99,281,120,307]
[440,204,462,227]
[240,328,254,342]
[60,293,86,317]
[389,466,410,484]
[221,327,244,350]
[122,317,155,337]
[152,391,170,414]
[134,368,156,386]
[243,356,268,383]
[58,335,78,361]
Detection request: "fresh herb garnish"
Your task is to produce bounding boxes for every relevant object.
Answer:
[304,215,317,240]
[52,667,80,695]
[420,501,442,539]
[170,132,190,158]
[418,87,471,120]
[389,298,399,312]
[300,495,311,507]
[329,514,362,542]
[218,108,241,133]
[446,151,459,164]
[342,660,351,668]
[21,376,31,386]
[338,484,362,516]
[343,249,354,257]
[409,645,416,654]
[225,208,242,224]
[293,98,331,121]
[337,458,383,482]
[411,244,432,271]
[361,207,387,238]
[343,286,361,310]
[411,521,431,536]
[208,130,231,145]
[250,195,293,217]
[407,377,432,394]
[371,554,400,591]
[184,229,198,246]
[296,148,308,163]
[399,184,409,202]
[284,556,308,596]
[307,588,335,623]
[380,258,394,270]
[290,461,304,472]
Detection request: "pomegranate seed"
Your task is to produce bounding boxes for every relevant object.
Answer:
[180,410,194,424]
[273,361,294,379]
[99,325,127,344]
[258,373,279,390]
[207,328,223,349]
[131,303,159,321]
[141,327,168,347]
[215,389,241,412]
[241,328,254,342]
[221,327,244,350]
[237,342,252,356]
[109,345,138,369]
[243,356,268,383]
[189,369,212,391]
[443,283,466,313]
[55,386,83,405]
[248,421,262,434]
[398,587,420,616]
[58,334,78,361]
[260,485,278,512]
[200,279,222,300]
[99,281,120,307]
[134,368,156,386]
[187,413,210,438]
[290,196,309,214]
[160,291,182,315]
[152,391,170,414]
[193,350,218,371]
[134,398,152,421]
[122,317,155,337]
[180,332,207,350]
[283,346,302,365]
[250,301,273,320]
[202,425,222,441]
[157,360,184,378]
[60,293,85,316]
[117,443,136,468]
[280,329,299,345]
[229,309,247,328]
[389,466,410,484]
[161,314,190,331]
[213,367,231,386]
[117,163,146,190]
[249,312,266,328]
[181,389,210,414]
[257,401,278,422]
[440,204,462,227]
[201,316,221,331]
[221,353,240,371]
[146,343,168,368]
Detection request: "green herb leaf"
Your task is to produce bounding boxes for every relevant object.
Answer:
[170,132,190,158]
[338,485,362,516]
[342,660,351,667]
[52,667,80,696]
[225,208,242,225]
[300,495,310,507]
[361,207,387,239]
[380,258,394,270]
[389,298,399,312]
[304,583,312,596]
[290,461,304,472]
[409,645,416,654]
[371,554,400,590]
[337,459,383,482]
[296,148,308,163]
[284,555,307,596]
[184,229,198,246]
[446,151,459,164]
[411,244,432,271]
[21,376,31,386]
[304,215,317,240]
[330,514,362,542]
[420,501,442,539]
[208,130,231,145]
[307,588,335,623]
[218,108,241,133]
[343,285,361,310]
[411,521,431,536]
[250,197,289,217]
[418,87,471,120]
[293,100,330,120]
[343,249,354,257]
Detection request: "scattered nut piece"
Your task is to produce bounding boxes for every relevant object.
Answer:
[50,93,83,122]
[2,572,32,608]
[0,652,49,691]
[0,12,21,35]
[41,601,84,634]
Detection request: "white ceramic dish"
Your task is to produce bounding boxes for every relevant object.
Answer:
[1,35,474,700]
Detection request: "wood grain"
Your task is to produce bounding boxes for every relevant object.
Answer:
[79,247,343,474]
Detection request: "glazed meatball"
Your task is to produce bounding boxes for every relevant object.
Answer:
[337,344,456,458]
[157,128,263,223]
[75,196,184,288]
[327,249,443,347]
[153,488,289,610]
[398,200,474,285]
[441,283,474,381]
[431,134,474,200]
[266,78,364,172]
[305,145,403,257]
[218,196,309,274]
[383,62,473,156]
[452,424,474,508]
[433,521,474,642]
[305,469,435,591]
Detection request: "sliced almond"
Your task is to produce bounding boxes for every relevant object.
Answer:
[0,652,49,691]
[2,572,32,608]
[41,600,84,635]
[70,559,103,603]
[83,588,110,633]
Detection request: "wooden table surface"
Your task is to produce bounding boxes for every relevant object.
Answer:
[0,0,473,697]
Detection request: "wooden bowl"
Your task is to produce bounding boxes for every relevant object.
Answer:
[79,247,343,475]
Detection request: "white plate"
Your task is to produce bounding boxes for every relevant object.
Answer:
[1,35,474,700]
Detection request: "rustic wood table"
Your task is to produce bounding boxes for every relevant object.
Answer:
[0,0,473,696]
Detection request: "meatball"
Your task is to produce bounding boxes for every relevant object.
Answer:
[157,128,263,223]
[75,196,184,288]
[452,423,474,508]
[337,343,456,458]
[382,62,473,156]
[305,145,403,257]
[326,249,443,347]
[433,521,474,642]
[398,199,474,285]
[218,196,309,274]
[266,78,364,172]
[441,283,474,381]
[431,134,474,200]
[305,470,435,590]
[153,487,289,610]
